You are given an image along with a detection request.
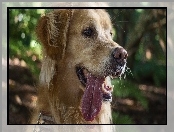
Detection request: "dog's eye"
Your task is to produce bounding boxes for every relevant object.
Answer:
[83,27,94,37]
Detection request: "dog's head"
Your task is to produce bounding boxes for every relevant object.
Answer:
[67,9,128,77]
[36,9,128,122]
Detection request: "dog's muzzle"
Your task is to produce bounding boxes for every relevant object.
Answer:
[106,47,128,77]
[76,46,128,122]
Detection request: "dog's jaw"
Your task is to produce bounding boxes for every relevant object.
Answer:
[75,64,127,122]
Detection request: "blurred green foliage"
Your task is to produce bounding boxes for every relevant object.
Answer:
[112,79,148,109]
[111,79,148,124]
[112,112,135,124]
[9,8,166,124]
[108,9,166,87]
[9,9,45,78]
[107,8,166,124]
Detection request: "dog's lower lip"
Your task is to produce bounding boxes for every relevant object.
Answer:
[76,66,87,86]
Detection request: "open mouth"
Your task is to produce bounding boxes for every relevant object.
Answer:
[76,65,125,122]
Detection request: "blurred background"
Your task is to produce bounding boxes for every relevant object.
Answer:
[8,8,166,124]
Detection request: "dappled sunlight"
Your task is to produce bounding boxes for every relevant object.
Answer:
[9,58,27,67]
[8,57,39,124]
[112,84,166,124]
[139,84,166,95]
[9,74,38,124]
[120,98,134,106]
[14,95,22,105]
[9,79,16,86]
[32,55,37,61]
[146,49,152,60]
[112,97,146,112]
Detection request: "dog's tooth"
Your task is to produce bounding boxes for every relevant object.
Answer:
[109,75,113,79]
[105,76,112,87]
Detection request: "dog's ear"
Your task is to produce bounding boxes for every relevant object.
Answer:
[36,10,72,60]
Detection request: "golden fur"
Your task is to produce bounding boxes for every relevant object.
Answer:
[30,9,123,126]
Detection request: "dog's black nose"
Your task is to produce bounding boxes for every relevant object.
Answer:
[112,47,128,63]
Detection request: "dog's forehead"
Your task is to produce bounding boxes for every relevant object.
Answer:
[73,9,112,29]
[94,9,112,28]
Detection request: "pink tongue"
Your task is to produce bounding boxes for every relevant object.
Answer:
[81,73,104,121]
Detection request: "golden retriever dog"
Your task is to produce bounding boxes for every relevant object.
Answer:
[30,8,127,126]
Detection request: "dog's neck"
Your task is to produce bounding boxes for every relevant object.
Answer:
[36,101,112,124]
